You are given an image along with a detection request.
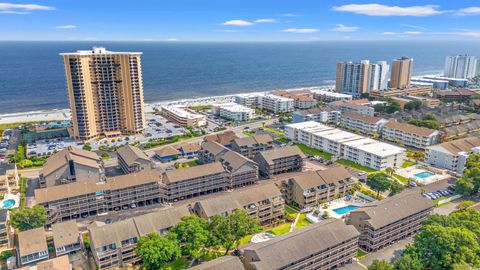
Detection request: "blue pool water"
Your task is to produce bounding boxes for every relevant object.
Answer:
[333,205,359,215]
[414,171,435,179]
[2,199,15,209]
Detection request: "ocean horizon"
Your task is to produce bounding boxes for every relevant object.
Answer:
[1,40,480,114]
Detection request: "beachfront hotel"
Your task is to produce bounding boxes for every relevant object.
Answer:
[346,190,434,252]
[161,105,207,128]
[242,219,359,270]
[60,47,146,141]
[211,103,256,122]
[335,60,389,97]
[285,121,406,170]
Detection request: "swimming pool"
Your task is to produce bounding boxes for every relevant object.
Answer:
[333,205,359,215]
[414,171,435,179]
[2,199,15,209]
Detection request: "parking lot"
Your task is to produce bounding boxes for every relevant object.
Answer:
[422,185,455,201]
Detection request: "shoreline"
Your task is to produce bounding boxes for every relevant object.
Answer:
[0,85,335,125]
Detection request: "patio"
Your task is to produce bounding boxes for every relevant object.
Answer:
[395,165,450,185]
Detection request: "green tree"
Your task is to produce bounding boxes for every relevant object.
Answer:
[366,173,391,198]
[385,167,395,176]
[368,259,393,270]
[386,102,402,114]
[424,113,436,121]
[228,209,262,251]
[8,205,48,231]
[393,253,423,270]
[209,214,235,255]
[404,100,422,111]
[136,233,181,270]
[456,200,475,211]
[455,177,475,195]
[388,180,404,196]
[82,143,92,151]
[170,215,210,259]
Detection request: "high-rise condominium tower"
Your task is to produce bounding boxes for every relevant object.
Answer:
[444,54,477,79]
[336,60,389,97]
[390,57,413,89]
[60,47,145,141]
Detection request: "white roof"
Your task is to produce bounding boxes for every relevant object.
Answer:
[213,103,254,113]
[286,122,333,133]
[60,47,142,56]
[262,94,294,102]
[313,129,363,144]
[161,106,205,120]
[311,90,353,98]
[343,138,405,157]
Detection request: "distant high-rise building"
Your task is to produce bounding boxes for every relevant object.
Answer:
[336,60,389,97]
[390,57,413,89]
[60,47,145,141]
[444,54,477,79]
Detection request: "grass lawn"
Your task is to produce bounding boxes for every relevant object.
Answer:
[276,137,290,144]
[189,105,212,111]
[263,127,285,136]
[356,249,369,260]
[162,257,189,270]
[393,174,409,184]
[176,160,201,169]
[295,214,311,229]
[242,131,255,137]
[297,144,333,160]
[266,223,291,235]
[336,159,378,173]
[285,205,299,217]
[401,160,416,168]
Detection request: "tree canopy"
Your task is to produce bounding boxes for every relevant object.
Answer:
[368,259,394,270]
[170,215,210,259]
[366,173,403,198]
[455,153,480,195]
[136,233,181,270]
[8,205,48,231]
[404,100,422,111]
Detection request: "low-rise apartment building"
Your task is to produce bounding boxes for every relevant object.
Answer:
[242,219,359,270]
[285,167,354,209]
[35,170,163,224]
[231,134,274,159]
[312,89,353,102]
[285,121,406,170]
[329,99,374,116]
[369,85,433,98]
[116,145,152,174]
[199,141,230,164]
[89,205,190,270]
[292,108,341,124]
[434,88,476,102]
[254,146,305,178]
[193,183,284,224]
[383,120,440,149]
[161,163,229,202]
[211,103,256,121]
[190,256,245,270]
[346,191,434,252]
[52,220,81,256]
[161,106,207,127]
[18,256,71,270]
[258,94,294,113]
[235,93,262,107]
[425,136,480,174]
[0,210,10,249]
[17,228,49,266]
[203,130,238,147]
[341,112,388,135]
[39,146,104,188]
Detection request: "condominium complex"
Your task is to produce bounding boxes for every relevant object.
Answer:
[235,93,262,107]
[38,146,104,188]
[425,136,480,174]
[292,108,341,124]
[383,120,440,149]
[193,183,284,224]
[390,57,413,89]
[329,99,375,116]
[434,88,476,102]
[60,47,145,141]
[17,228,48,266]
[18,256,71,270]
[258,94,294,113]
[52,220,81,256]
[341,112,388,135]
[190,256,245,270]
[116,145,152,174]
[0,210,10,249]
[444,54,477,79]
[254,146,306,178]
[311,89,353,102]
[347,191,434,252]
[231,134,274,158]
[161,106,207,127]
[336,60,389,97]
[242,219,359,270]
[285,121,405,170]
[211,103,256,121]
[285,167,354,209]
[271,90,317,109]
[89,205,190,270]
[369,85,432,98]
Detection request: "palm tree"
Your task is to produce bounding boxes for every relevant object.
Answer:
[385,167,395,176]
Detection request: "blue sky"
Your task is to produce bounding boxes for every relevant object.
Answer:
[1,0,480,41]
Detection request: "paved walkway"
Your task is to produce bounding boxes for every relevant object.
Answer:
[290,213,301,232]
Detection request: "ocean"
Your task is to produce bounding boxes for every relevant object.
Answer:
[0,40,479,114]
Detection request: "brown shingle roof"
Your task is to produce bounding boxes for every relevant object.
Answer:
[106,170,161,191]
[155,146,181,157]
[162,162,226,184]
[384,119,437,137]
[18,228,47,257]
[89,218,138,249]
[19,256,71,270]
[41,146,101,177]
[256,146,305,165]
[428,136,480,155]
[133,205,191,236]
[189,256,245,270]
[201,141,229,157]
[179,142,201,154]
[291,167,352,190]
[204,131,238,145]
[243,219,359,270]
[219,150,257,172]
[342,111,384,125]
[117,145,150,166]
[52,220,79,248]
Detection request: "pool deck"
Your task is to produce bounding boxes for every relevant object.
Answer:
[396,166,450,185]
[307,196,370,222]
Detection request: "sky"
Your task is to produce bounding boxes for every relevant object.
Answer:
[1,0,480,41]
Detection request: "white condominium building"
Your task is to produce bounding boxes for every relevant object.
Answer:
[383,120,439,149]
[285,121,405,170]
[259,94,294,113]
[161,106,207,127]
[211,103,256,121]
[341,112,388,135]
[234,93,263,107]
[425,136,480,175]
[444,54,477,79]
[311,90,353,102]
[292,108,341,124]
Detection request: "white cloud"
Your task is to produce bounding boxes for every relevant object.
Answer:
[282,28,319,33]
[221,20,253,26]
[400,23,427,30]
[330,24,359,32]
[0,3,54,14]
[255,18,276,23]
[217,29,240,33]
[381,31,397,35]
[166,38,179,42]
[455,7,480,16]
[404,31,422,35]
[56,25,77,29]
[332,4,444,16]
[284,13,298,17]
